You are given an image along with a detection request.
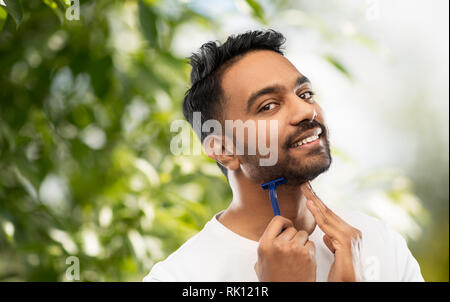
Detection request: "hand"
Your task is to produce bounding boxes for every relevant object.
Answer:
[301,182,363,282]
[254,215,316,282]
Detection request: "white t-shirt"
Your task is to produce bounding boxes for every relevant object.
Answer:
[143,208,424,282]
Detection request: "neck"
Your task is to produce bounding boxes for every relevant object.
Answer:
[217,170,316,242]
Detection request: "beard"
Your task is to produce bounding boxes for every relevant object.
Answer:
[240,121,332,186]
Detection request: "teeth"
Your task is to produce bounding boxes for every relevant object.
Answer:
[291,135,319,148]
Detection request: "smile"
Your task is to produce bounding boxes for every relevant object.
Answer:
[291,135,320,148]
[289,127,323,149]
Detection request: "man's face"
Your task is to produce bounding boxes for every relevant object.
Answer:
[220,50,332,186]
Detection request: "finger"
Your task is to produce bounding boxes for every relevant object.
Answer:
[305,199,325,224]
[276,226,298,242]
[300,182,329,214]
[306,199,335,235]
[261,216,294,241]
[323,234,336,253]
[254,262,261,278]
[292,230,308,246]
[302,183,347,228]
[305,240,316,257]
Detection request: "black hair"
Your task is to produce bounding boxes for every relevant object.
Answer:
[182,29,286,178]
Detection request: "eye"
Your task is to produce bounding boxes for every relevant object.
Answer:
[259,102,277,112]
[298,91,315,103]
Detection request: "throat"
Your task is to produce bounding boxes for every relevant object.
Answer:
[217,199,317,242]
[216,210,266,242]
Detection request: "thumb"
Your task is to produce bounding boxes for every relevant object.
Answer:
[323,235,336,254]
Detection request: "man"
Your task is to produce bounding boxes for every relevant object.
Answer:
[144,29,424,282]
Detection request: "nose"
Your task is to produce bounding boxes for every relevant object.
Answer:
[287,94,317,126]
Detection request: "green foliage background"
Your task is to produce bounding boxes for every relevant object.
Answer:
[0,0,448,281]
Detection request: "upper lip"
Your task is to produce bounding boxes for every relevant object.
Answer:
[289,127,323,147]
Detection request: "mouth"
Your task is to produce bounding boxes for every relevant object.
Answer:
[289,127,323,149]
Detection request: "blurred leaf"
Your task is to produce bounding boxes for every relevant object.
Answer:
[353,33,378,50]
[138,0,158,48]
[3,0,22,29]
[0,6,7,31]
[245,0,267,24]
[324,54,351,79]
[42,0,66,24]
[88,56,113,98]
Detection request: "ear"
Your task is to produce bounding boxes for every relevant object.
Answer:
[203,134,240,171]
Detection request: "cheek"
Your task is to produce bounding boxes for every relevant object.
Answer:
[246,122,266,153]
[315,105,326,123]
[254,119,287,155]
[244,120,279,154]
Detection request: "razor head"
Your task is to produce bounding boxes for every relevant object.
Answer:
[261,177,287,190]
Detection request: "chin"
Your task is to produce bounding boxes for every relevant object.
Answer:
[285,156,332,186]
[243,150,332,185]
[304,219,317,236]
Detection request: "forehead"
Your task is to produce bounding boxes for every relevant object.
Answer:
[220,50,302,114]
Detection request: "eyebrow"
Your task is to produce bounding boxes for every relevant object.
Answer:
[246,75,310,113]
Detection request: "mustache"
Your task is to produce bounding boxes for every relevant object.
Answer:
[283,120,326,149]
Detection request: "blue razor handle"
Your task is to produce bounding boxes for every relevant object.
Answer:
[261,177,287,216]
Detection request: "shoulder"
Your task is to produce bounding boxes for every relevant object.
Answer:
[330,206,424,281]
[331,206,391,236]
[143,218,222,282]
[330,206,407,249]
